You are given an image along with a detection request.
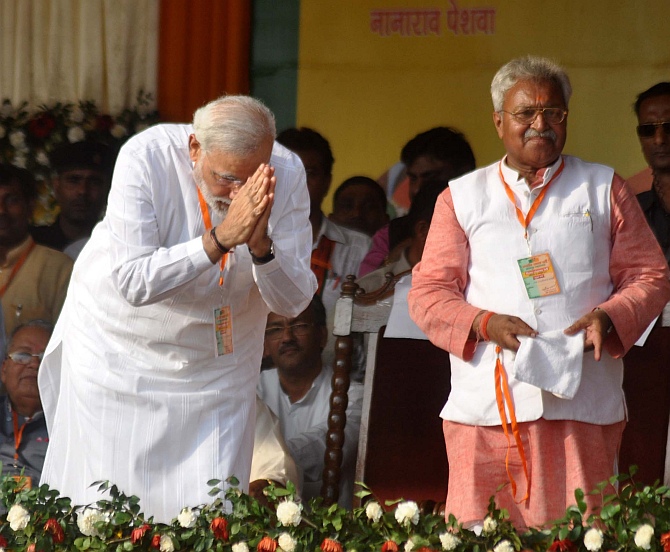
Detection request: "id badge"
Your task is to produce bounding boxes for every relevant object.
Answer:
[214,306,234,356]
[517,252,560,299]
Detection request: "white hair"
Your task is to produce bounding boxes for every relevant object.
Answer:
[192,95,276,156]
[491,55,572,112]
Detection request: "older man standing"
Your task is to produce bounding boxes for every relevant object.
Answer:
[409,56,670,530]
[38,96,317,522]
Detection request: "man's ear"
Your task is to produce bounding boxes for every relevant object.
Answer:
[318,325,328,350]
[415,220,430,242]
[188,134,201,163]
[493,111,504,139]
[1,360,8,386]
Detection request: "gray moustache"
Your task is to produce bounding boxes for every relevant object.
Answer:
[525,128,557,141]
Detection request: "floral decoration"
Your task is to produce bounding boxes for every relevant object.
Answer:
[0,92,160,223]
[0,469,669,552]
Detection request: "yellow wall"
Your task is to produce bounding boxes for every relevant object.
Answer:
[296,0,670,211]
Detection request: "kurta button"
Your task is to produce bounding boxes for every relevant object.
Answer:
[535,308,542,314]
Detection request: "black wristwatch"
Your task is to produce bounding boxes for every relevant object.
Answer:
[249,241,275,265]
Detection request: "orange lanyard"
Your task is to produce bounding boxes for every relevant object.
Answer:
[196,187,228,287]
[12,410,28,462]
[0,241,36,298]
[311,236,335,296]
[498,158,565,241]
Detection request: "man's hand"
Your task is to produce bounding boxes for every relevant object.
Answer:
[216,163,276,249]
[478,313,538,352]
[247,175,275,258]
[564,308,612,361]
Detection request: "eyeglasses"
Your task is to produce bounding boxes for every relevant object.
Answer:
[500,107,568,125]
[264,322,314,341]
[7,351,44,365]
[211,172,244,188]
[636,122,670,138]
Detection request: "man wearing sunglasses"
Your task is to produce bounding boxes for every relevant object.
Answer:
[635,82,670,264]
[409,56,670,530]
[0,320,52,488]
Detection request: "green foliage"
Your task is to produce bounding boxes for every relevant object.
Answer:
[1,469,670,551]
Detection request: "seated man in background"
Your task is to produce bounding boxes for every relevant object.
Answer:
[356,180,448,293]
[0,320,53,487]
[257,295,363,508]
[31,141,114,252]
[0,165,73,334]
[329,176,389,237]
[359,127,475,276]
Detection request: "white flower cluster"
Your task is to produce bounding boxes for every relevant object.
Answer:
[276,500,302,527]
[177,507,198,528]
[278,532,298,552]
[583,528,604,551]
[76,507,110,538]
[233,542,250,552]
[366,501,383,523]
[634,524,655,550]
[395,501,420,526]
[493,539,514,552]
[7,504,30,531]
[405,537,416,552]
[439,531,461,551]
[160,534,175,552]
[482,516,498,535]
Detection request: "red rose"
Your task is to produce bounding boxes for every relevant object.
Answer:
[151,534,161,548]
[661,532,670,552]
[321,538,343,552]
[0,535,7,547]
[44,517,65,544]
[131,523,151,544]
[27,544,37,552]
[548,539,577,552]
[27,112,56,139]
[382,541,399,552]
[258,536,278,552]
[96,114,114,131]
[210,517,229,541]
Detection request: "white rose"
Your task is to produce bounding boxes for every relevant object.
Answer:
[395,501,420,526]
[67,126,85,143]
[177,507,197,528]
[634,524,654,550]
[233,542,250,552]
[35,150,49,166]
[278,532,297,552]
[276,500,302,527]
[7,504,30,531]
[9,130,25,147]
[1,101,12,117]
[405,537,415,552]
[439,532,461,551]
[111,124,127,139]
[482,517,498,535]
[366,501,383,523]
[0,125,6,139]
[77,507,109,538]
[584,528,604,551]
[12,154,26,168]
[160,534,175,552]
[70,105,85,123]
[493,539,514,552]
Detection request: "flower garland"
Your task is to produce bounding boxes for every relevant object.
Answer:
[0,92,160,224]
[0,470,669,552]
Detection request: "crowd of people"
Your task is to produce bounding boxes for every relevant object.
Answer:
[0,55,669,530]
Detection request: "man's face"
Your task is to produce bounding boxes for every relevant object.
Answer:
[637,94,670,173]
[189,135,272,218]
[406,156,454,202]
[1,325,50,417]
[330,183,389,236]
[263,307,327,374]
[0,180,31,248]
[493,79,568,175]
[293,149,332,213]
[53,169,109,226]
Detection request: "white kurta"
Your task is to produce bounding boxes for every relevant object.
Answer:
[38,124,317,522]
